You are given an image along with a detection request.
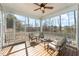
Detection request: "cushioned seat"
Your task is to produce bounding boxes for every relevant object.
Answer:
[48,37,66,51]
[48,43,59,50]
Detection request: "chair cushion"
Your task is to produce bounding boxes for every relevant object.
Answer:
[48,37,65,50]
[49,43,59,50]
[55,37,65,46]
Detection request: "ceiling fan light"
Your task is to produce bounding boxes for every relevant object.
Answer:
[41,7,44,11]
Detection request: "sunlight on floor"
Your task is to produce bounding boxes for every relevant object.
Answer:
[0,43,56,56]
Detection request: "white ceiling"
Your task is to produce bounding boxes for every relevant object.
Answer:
[1,3,76,19]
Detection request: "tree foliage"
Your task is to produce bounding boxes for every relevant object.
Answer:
[6,14,25,31]
[7,14,16,28]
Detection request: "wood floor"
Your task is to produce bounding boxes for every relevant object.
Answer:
[0,43,58,56]
[0,41,79,56]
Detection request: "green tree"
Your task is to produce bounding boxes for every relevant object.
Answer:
[16,20,25,31]
[6,14,25,31]
[6,14,16,28]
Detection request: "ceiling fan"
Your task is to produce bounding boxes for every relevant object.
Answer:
[33,3,54,13]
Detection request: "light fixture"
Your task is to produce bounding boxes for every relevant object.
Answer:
[41,7,44,11]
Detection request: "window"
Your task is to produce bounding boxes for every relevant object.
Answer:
[50,16,60,32]
[0,10,1,22]
[14,15,40,32]
[28,17,35,32]
[6,14,16,42]
[6,14,14,28]
[0,9,2,49]
[50,18,54,32]
[60,11,76,47]
[68,11,75,34]
[25,17,29,32]
[15,15,25,32]
[46,19,51,32]
[0,10,2,37]
[42,19,50,32]
[44,11,76,47]
[42,19,46,32]
[61,13,69,33]
[67,11,76,47]
[35,19,40,31]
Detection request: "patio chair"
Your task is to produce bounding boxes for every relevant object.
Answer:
[29,33,33,40]
[39,32,44,42]
[47,37,66,55]
[29,33,37,42]
[28,33,38,47]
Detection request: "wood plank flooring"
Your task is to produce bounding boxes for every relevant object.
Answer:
[1,41,79,56]
[0,43,57,56]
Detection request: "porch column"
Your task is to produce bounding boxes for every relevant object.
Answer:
[40,19,43,33]
[0,4,3,50]
[76,5,79,49]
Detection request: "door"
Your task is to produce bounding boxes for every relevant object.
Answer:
[15,15,26,42]
[5,14,26,45]
[5,14,15,45]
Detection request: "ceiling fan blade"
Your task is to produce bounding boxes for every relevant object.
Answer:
[43,3,47,6]
[45,6,53,9]
[34,3,40,6]
[34,8,40,11]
